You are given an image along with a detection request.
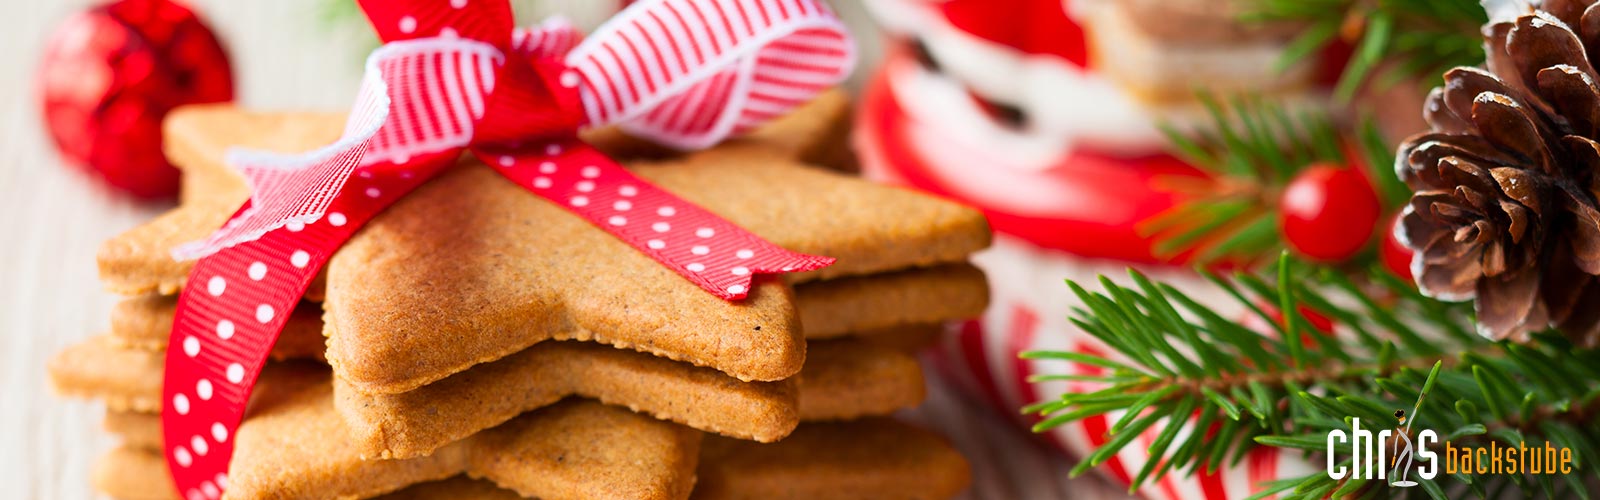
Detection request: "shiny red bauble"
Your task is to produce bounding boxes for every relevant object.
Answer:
[1278,164,1381,263]
[1380,212,1415,282]
[38,0,233,199]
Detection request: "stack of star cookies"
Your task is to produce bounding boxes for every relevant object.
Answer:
[1081,0,1312,107]
[50,94,991,500]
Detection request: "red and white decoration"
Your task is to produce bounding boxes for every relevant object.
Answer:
[159,1,853,498]
[857,0,1210,263]
[856,1,1319,499]
[37,0,234,199]
[932,237,1320,500]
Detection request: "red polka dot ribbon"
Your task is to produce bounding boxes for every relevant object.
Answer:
[159,1,852,497]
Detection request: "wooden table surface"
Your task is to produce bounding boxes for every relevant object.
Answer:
[0,1,1123,498]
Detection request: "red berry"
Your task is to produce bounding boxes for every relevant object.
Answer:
[38,0,233,199]
[1260,302,1336,346]
[1278,164,1381,262]
[1313,38,1356,87]
[1380,212,1415,282]
[1239,302,1338,358]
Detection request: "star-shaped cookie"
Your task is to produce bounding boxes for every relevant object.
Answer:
[140,107,988,394]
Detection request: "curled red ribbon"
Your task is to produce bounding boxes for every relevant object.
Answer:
[159,1,853,497]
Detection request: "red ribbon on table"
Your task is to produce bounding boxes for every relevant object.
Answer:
[158,1,853,497]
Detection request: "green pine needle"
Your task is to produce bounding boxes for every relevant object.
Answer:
[1143,96,1400,264]
[1023,255,1600,498]
[1244,0,1487,102]
[1144,0,1487,265]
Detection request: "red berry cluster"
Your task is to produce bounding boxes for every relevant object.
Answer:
[1276,163,1412,278]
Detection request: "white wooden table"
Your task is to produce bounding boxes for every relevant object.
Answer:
[0,1,1123,498]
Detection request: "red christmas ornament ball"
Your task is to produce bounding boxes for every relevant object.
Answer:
[38,0,233,199]
[1259,301,1338,348]
[1278,164,1381,262]
[1380,212,1415,282]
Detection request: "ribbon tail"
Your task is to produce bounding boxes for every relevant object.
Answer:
[160,153,450,499]
[160,11,507,497]
[162,212,334,500]
[474,140,831,299]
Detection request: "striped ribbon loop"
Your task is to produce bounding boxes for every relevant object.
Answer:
[569,0,855,148]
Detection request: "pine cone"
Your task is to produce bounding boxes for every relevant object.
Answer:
[1397,2,1600,346]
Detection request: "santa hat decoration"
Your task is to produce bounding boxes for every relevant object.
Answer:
[937,0,1087,67]
[870,0,1090,65]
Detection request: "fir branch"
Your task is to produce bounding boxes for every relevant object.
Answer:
[1354,118,1411,207]
[1147,97,1415,266]
[1244,0,1487,101]
[1143,96,1358,263]
[1024,254,1600,498]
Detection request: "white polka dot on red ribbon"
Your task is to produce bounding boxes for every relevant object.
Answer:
[474,141,832,299]
[162,161,437,500]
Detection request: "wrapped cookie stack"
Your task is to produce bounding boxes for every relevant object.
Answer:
[49,1,992,498]
[1083,0,1313,110]
[52,93,990,499]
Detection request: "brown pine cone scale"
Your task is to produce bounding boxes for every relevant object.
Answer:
[1398,4,1600,346]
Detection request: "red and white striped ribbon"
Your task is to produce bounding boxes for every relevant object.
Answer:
[572,0,856,147]
[175,0,852,259]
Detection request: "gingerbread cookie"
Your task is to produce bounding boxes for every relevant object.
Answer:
[333,339,797,458]
[226,363,700,500]
[164,109,346,208]
[849,323,945,353]
[110,294,326,359]
[100,328,936,456]
[1084,0,1314,105]
[95,198,327,300]
[104,410,161,451]
[694,418,972,500]
[113,108,990,393]
[796,263,987,338]
[796,338,925,422]
[324,146,986,391]
[97,417,969,500]
[335,332,926,458]
[92,446,177,500]
[56,328,930,456]
[1113,0,1303,44]
[97,198,232,297]
[48,335,163,412]
[102,233,985,345]
[365,477,526,500]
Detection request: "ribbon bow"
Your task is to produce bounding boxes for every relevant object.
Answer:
[159,1,853,497]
